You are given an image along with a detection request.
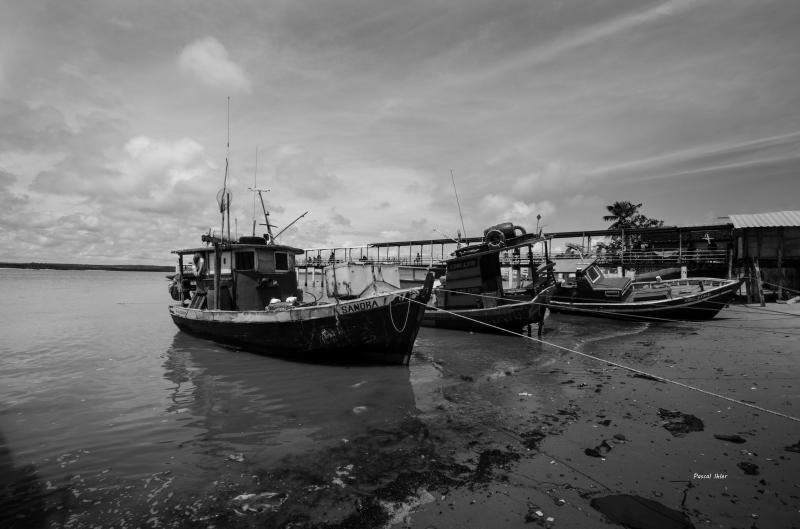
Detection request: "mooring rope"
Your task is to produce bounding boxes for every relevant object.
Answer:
[388,292,412,333]
[410,298,800,424]
[761,280,800,296]
[432,286,800,333]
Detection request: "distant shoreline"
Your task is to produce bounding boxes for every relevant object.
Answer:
[0,262,172,272]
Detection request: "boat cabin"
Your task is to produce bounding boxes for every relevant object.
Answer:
[439,245,505,309]
[174,236,305,311]
[439,229,547,309]
[556,260,634,301]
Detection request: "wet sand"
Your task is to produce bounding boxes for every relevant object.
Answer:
[402,303,800,529]
[406,302,800,529]
[140,302,798,529]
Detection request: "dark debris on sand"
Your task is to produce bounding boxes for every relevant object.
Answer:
[591,494,695,529]
[737,462,760,476]
[658,408,704,437]
[168,416,537,529]
[785,440,800,453]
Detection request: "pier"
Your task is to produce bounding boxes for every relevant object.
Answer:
[295,212,800,299]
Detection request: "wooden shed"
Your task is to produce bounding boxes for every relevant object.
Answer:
[728,210,800,301]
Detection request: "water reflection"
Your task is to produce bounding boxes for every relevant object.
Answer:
[0,429,46,529]
[162,332,420,464]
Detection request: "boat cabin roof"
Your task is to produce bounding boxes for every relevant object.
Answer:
[551,258,594,274]
[172,242,305,256]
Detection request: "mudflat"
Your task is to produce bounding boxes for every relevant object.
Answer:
[177,302,798,528]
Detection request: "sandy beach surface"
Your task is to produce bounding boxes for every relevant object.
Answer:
[399,302,800,529]
[162,301,798,529]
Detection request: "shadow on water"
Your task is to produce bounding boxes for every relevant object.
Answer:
[0,429,47,529]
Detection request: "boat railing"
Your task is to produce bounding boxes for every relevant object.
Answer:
[296,256,443,268]
[294,247,729,269]
[552,247,729,267]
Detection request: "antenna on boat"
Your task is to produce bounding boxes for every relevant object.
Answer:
[248,187,276,241]
[450,169,467,241]
[432,228,460,244]
[252,147,258,236]
[273,211,309,240]
[219,96,232,242]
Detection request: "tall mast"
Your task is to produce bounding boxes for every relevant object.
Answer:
[252,147,258,236]
[220,97,231,240]
[451,169,467,241]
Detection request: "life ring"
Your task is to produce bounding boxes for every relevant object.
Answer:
[485,229,506,248]
[192,253,206,275]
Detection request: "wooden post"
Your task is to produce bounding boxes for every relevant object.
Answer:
[178,254,184,303]
[777,227,784,300]
[753,257,765,306]
[214,245,222,310]
[744,260,752,304]
[727,246,733,279]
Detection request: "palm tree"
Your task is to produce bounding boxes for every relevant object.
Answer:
[603,201,643,230]
[602,201,664,253]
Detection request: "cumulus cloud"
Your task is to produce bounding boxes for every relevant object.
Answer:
[178,37,252,93]
[511,162,567,194]
[480,194,555,231]
[0,99,71,152]
[273,146,342,199]
[330,210,351,227]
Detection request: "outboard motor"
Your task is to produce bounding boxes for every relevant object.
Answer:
[483,223,526,248]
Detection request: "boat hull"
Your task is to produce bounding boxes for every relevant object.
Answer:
[169,285,431,364]
[420,300,544,334]
[546,278,742,321]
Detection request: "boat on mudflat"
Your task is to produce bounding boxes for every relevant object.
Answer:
[421,222,553,335]
[544,260,742,321]
[169,235,433,364]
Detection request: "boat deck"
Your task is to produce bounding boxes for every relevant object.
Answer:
[630,278,732,302]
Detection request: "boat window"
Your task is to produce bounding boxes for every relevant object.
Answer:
[585,266,601,283]
[275,252,289,271]
[235,251,255,271]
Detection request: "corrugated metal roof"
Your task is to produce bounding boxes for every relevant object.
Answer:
[729,210,800,229]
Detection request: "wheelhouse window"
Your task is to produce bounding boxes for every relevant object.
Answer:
[275,252,289,271]
[235,251,255,271]
[585,265,601,283]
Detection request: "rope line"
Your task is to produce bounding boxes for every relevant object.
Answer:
[412,298,800,424]
[388,293,412,333]
[761,280,800,296]
[432,287,800,334]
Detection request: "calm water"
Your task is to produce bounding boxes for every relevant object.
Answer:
[0,269,648,528]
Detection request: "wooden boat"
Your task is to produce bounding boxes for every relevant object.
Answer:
[168,233,433,365]
[421,222,553,335]
[544,260,742,321]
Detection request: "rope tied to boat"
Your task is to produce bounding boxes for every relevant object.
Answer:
[388,292,412,334]
[410,298,800,424]
[430,286,800,333]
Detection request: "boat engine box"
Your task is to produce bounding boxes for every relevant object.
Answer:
[324,263,401,299]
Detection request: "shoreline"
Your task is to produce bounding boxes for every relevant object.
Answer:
[0,262,172,272]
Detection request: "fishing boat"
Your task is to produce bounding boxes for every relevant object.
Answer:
[421,222,553,335]
[169,234,433,364]
[544,259,742,321]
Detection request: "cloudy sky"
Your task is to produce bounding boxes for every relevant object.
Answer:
[1,0,799,264]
